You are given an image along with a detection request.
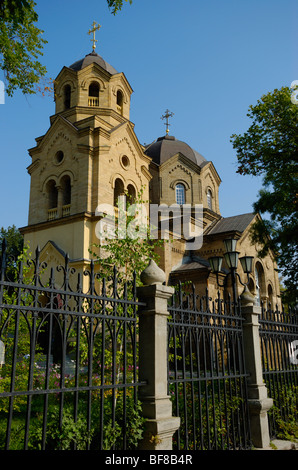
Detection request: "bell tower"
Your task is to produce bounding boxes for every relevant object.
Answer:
[20,23,152,269]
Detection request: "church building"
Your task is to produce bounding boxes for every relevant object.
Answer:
[20,25,281,308]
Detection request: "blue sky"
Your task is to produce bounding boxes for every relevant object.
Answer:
[0,0,297,230]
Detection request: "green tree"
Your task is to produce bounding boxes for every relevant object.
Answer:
[230,86,298,305]
[90,188,163,286]
[0,225,24,264]
[0,0,48,96]
[107,0,133,15]
[0,0,133,97]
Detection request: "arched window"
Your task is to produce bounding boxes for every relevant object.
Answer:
[255,262,265,306]
[175,183,185,205]
[117,90,123,115]
[46,180,58,209]
[46,180,58,220]
[114,178,125,207]
[127,184,136,204]
[268,284,274,308]
[60,175,71,217]
[63,85,71,110]
[207,189,212,210]
[88,82,100,106]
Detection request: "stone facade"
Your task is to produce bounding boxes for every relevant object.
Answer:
[20,47,281,307]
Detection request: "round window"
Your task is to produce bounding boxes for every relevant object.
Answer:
[55,151,64,164]
[121,155,130,168]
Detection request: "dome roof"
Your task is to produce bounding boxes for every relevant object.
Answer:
[144,135,207,167]
[69,52,118,75]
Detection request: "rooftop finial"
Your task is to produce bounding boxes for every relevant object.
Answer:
[88,21,101,52]
[161,109,174,135]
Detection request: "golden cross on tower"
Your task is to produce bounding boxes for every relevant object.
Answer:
[88,21,101,52]
[161,109,174,135]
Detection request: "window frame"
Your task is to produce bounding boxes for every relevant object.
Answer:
[175,183,186,205]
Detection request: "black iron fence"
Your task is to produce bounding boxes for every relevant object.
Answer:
[0,243,145,450]
[259,303,298,440]
[1,237,298,451]
[167,283,252,450]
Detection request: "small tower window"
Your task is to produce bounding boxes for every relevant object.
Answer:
[207,189,212,210]
[117,90,123,115]
[64,85,71,110]
[175,183,185,205]
[88,82,99,106]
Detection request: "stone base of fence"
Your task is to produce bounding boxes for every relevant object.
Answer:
[241,288,273,449]
[137,261,180,450]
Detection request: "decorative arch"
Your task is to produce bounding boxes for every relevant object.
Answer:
[110,174,126,188]
[42,175,59,193]
[58,170,74,186]
[170,179,190,190]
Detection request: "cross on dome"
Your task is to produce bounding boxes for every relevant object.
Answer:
[161,109,174,135]
[88,21,101,52]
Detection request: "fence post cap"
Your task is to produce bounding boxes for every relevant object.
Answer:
[140,259,166,286]
[240,286,256,307]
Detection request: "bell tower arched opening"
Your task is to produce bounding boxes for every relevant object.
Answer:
[117,90,123,115]
[63,84,71,110]
[88,82,100,106]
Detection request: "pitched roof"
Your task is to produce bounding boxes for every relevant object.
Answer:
[171,255,210,273]
[207,213,256,235]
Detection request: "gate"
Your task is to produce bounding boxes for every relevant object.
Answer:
[167,283,252,450]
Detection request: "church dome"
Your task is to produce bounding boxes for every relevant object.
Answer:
[69,52,118,75]
[144,135,207,167]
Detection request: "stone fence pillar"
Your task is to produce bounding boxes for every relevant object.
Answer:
[241,288,273,448]
[137,260,180,450]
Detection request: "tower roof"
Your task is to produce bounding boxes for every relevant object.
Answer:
[69,52,118,75]
[144,135,207,167]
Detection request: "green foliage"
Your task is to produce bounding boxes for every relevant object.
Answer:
[0,225,24,261]
[0,0,48,96]
[268,385,298,443]
[0,245,145,450]
[0,0,133,96]
[28,406,93,450]
[230,86,298,305]
[171,379,246,450]
[90,187,163,287]
[107,0,133,15]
